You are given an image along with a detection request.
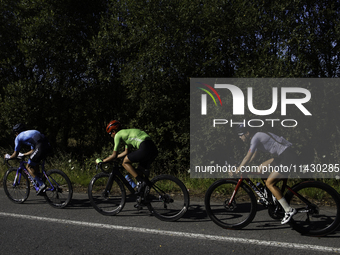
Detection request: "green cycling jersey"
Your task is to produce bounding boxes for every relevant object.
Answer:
[113,129,150,151]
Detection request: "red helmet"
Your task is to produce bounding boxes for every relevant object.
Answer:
[106,120,121,134]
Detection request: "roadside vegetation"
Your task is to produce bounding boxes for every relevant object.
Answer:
[1,1,340,196]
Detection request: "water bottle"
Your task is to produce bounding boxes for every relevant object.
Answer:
[125,175,136,188]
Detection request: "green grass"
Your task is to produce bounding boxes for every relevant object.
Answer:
[1,149,340,197]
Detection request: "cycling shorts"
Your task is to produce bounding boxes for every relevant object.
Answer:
[272,147,298,176]
[28,139,52,166]
[127,140,158,170]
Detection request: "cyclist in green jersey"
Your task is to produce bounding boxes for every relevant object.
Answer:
[96,120,158,193]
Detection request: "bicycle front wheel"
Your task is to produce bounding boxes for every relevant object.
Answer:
[286,181,340,236]
[3,168,30,203]
[88,172,126,216]
[205,179,257,229]
[146,175,189,222]
[44,169,73,208]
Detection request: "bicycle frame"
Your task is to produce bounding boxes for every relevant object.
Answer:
[230,175,313,208]
[99,162,136,194]
[99,162,169,201]
[229,177,268,206]
[7,158,58,193]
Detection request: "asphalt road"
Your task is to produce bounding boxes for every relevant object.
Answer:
[0,189,339,255]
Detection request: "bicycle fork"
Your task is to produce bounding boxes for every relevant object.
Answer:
[103,173,115,198]
[224,179,244,210]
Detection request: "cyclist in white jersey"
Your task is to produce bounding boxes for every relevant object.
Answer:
[234,123,298,224]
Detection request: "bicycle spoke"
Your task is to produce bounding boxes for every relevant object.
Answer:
[146,175,189,222]
[287,181,340,236]
[88,173,126,216]
[205,179,257,229]
[44,169,73,208]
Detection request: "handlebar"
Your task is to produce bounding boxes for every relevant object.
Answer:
[4,156,25,167]
[96,161,120,173]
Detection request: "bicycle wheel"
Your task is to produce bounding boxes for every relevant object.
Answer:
[88,172,126,216]
[285,181,340,236]
[205,179,257,229]
[44,169,73,208]
[3,168,30,204]
[146,175,189,222]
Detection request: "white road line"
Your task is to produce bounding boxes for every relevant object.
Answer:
[0,212,339,253]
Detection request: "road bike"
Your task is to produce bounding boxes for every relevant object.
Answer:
[204,174,340,236]
[88,161,190,222]
[3,157,73,208]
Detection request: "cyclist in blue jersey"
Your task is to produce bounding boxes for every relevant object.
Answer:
[95,120,158,194]
[233,123,298,224]
[4,123,51,195]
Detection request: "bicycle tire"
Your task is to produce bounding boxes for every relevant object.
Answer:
[44,169,73,208]
[88,172,126,216]
[146,175,189,222]
[205,179,257,229]
[3,167,30,204]
[285,181,340,236]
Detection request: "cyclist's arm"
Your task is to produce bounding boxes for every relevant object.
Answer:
[103,151,118,163]
[103,147,129,162]
[117,147,129,159]
[235,150,254,174]
[5,151,19,159]
[249,150,258,163]
[22,149,34,157]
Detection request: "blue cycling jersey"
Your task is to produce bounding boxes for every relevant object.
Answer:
[14,130,45,152]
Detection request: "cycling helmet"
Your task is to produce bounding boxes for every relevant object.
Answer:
[235,123,248,136]
[106,120,121,134]
[12,123,27,134]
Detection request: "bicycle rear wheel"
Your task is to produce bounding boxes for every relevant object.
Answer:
[146,175,189,222]
[3,168,30,203]
[88,172,126,216]
[286,181,340,236]
[205,179,257,229]
[44,169,73,208]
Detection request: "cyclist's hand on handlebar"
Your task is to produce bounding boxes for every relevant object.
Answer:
[4,154,11,160]
[95,158,103,165]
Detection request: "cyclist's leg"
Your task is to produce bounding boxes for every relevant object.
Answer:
[125,140,158,180]
[122,156,139,178]
[266,171,295,224]
[26,163,39,178]
[27,143,44,177]
[266,150,299,224]
[27,144,47,194]
[266,171,285,200]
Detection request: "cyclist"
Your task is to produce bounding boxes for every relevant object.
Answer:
[4,123,52,195]
[96,120,158,194]
[233,123,298,224]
